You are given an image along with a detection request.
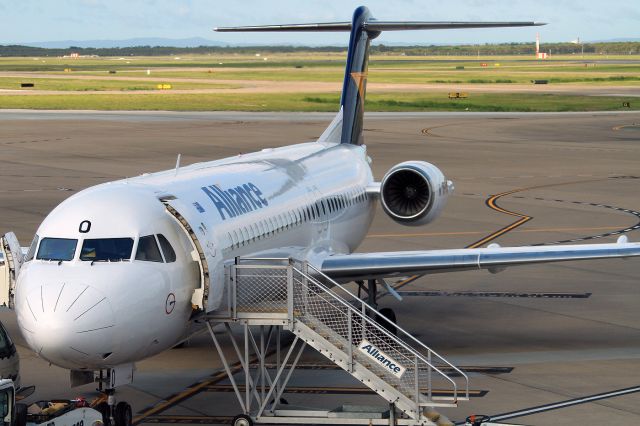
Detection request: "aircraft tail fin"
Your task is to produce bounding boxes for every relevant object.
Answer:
[216,7,543,146]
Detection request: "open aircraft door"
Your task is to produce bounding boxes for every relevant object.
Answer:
[160,197,223,313]
[0,232,24,309]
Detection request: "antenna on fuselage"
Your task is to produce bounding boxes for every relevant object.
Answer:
[174,154,181,177]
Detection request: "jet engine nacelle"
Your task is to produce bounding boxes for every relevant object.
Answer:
[380,161,453,226]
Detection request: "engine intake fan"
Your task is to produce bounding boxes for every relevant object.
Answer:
[380,161,452,226]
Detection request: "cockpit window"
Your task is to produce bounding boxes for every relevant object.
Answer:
[36,238,77,261]
[80,238,134,262]
[157,234,176,263]
[25,234,39,262]
[135,235,163,262]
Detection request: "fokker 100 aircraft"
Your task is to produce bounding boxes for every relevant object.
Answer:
[1,6,639,426]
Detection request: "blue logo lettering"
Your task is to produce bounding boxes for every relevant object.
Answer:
[201,182,268,220]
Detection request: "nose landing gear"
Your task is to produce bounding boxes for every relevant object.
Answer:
[94,369,133,426]
[95,390,132,426]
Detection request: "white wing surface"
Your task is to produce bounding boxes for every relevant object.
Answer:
[320,238,640,282]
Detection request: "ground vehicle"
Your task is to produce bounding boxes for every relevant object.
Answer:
[0,379,103,426]
[0,321,19,389]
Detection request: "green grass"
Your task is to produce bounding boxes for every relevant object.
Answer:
[1,53,638,112]
[306,93,639,112]
[2,54,639,85]
[0,92,636,112]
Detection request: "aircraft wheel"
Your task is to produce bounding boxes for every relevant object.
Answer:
[377,308,397,335]
[95,402,111,426]
[232,414,254,426]
[115,402,132,426]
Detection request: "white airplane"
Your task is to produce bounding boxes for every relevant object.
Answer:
[1,5,639,425]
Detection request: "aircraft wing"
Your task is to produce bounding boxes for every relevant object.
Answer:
[320,238,640,282]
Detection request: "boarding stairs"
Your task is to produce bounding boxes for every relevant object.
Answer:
[207,258,469,425]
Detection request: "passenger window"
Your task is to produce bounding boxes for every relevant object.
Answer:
[157,234,177,263]
[25,234,39,262]
[135,235,164,262]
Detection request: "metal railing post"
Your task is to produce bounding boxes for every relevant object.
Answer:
[361,304,367,340]
[428,351,432,401]
[244,323,250,414]
[286,261,294,324]
[275,326,281,400]
[347,309,353,372]
[260,325,265,405]
[414,354,420,415]
[231,263,238,319]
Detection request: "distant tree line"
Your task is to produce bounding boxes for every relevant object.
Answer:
[373,42,640,56]
[0,42,638,57]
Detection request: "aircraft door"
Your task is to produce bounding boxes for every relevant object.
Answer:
[0,233,23,309]
[161,198,221,313]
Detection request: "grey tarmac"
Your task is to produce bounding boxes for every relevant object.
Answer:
[1,110,639,425]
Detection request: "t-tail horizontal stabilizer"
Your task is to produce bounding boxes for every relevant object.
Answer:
[215,6,543,145]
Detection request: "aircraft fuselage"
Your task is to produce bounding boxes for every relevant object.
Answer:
[16,141,375,369]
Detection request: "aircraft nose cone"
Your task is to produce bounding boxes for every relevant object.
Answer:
[18,280,116,369]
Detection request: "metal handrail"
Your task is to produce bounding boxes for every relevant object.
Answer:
[233,257,469,403]
[305,261,470,397]
[292,265,461,401]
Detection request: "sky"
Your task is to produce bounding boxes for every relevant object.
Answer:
[1,0,638,45]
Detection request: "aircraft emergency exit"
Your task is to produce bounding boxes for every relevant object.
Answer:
[1,5,639,405]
